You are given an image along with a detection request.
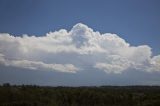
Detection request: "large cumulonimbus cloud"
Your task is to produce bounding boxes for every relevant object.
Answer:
[0,23,160,74]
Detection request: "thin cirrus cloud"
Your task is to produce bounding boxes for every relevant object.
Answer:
[0,23,160,74]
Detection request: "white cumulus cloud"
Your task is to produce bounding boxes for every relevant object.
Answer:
[0,54,77,73]
[0,23,159,74]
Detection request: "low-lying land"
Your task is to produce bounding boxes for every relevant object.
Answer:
[0,84,160,106]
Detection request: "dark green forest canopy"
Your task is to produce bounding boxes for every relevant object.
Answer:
[0,85,160,106]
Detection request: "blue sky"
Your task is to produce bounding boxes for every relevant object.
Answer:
[0,0,160,86]
[0,0,160,54]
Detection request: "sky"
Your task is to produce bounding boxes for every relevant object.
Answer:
[0,0,160,86]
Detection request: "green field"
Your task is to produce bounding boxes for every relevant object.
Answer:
[0,84,160,106]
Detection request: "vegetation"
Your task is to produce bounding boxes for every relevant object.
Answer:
[0,84,160,106]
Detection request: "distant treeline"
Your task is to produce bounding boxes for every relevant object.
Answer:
[0,83,160,106]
